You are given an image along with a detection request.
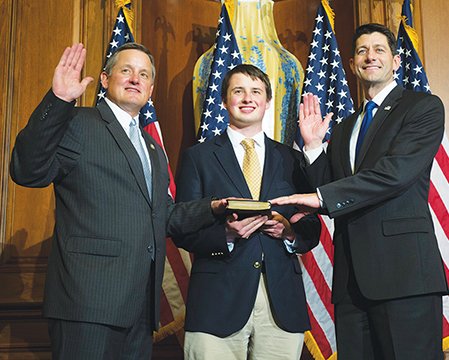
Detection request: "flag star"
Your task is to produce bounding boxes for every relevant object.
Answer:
[209,83,219,92]
[216,29,220,37]
[311,40,319,49]
[337,102,345,112]
[228,63,237,70]
[201,123,209,131]
[405,49,412,57]
[124,34,130,41]
[219,103,226,111]
[198,136,206,143]
[203,109,212,118]
[304,78,312,87]
[424,84,431,92]
[316,14,324,23]
[405,62,411,70]
[143,110,153,119]
[306,65,314,73]
[412,78,421,87]
[340,78,348,86]
[231,50,240,59]
[324,31,332,39]
[223,33,232,42]
[216,58,225,67]
[97,90,106,100]
[147,99,154,107]
[398,47,405,55]
[216,114,225,123]
[335,116,343,124]
[322,44,330,52]
[333,48,340,57]
[319,57,328,66]
[403,76,409,85]
[331,60,340,69]
[393,72,399,80]
[316,83,324,92]
[326,99,333,108]
[318,70,326,78]
[329,73,337,82]
[327,86,335,95]
[206,96,215,105]
[338,89,347,98]
[106,52,113,58]
[218,16,223,24]
[110,39,119,48]
[219,45,228,54]
[117,14,125,23]
[413,65,423,74]
[212,127,221,136]
[113,27,121,36]
[313,27,321,36]
[308,53,317,61]
[212,70,222,79]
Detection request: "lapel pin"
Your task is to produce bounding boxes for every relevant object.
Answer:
[384,106,391,111]
[150,144,155,150]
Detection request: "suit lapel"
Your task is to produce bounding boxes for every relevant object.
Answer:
[213,133,252,198]
[259,136,281,201]
[97,101,152,207]
[341,111,359,177]
[355,86,403,171]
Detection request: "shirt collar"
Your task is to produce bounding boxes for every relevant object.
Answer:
[226,126,265,149]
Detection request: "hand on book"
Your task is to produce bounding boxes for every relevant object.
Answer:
[269,193,320,223]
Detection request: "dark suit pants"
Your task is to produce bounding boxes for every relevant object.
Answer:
[48,312,153,360]
[335,288,443,360]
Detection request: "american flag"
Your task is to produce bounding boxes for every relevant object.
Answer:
[297,1,353,358]
[96,1,182,339]
[394,0,449,350]
[197,4,242,143]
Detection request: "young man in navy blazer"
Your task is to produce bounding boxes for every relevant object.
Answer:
[175,64,321,359]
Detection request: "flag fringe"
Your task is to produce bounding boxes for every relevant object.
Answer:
[321,0,335,33]
[443,335,449,351]
[153,315,185,343]
[115,0,134,34]
[304,331,326,360]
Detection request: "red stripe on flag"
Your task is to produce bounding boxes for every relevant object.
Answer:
[307,304,334,359]
[435,145,449,184]
[443,316,449,339]
[165,239,190,302]
[302,253,334,320]
[429,182,449,241]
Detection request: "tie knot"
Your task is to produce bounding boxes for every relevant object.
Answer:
[365,100,377,113]
[241,138,255,150]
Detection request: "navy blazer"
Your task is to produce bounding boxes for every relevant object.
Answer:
[174,132,321,337]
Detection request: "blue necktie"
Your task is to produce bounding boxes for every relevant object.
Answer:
[129,118,152,200]
[355,100,377,161]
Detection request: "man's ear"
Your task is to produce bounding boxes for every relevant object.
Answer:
[100,72,109,89]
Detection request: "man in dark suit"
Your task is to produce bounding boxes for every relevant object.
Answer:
[174,64,321,359]
[271,23,448,359]
[10,43,226,360]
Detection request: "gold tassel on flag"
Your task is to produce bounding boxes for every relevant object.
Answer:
[115,0,134,34]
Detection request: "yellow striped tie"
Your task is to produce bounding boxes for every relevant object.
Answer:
[241,138,262,200]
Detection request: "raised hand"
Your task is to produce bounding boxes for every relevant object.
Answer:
[299,93,333,150]
[52,44,94,102]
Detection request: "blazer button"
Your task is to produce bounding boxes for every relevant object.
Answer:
[253,261,262,269]
[336,202,342,209]
[147,245,153,253]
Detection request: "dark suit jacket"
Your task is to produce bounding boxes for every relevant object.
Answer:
[306,86,448,303]
[10,90,215,330]
[174,132,321,337]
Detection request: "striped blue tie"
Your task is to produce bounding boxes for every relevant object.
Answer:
[129,118,152,200]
